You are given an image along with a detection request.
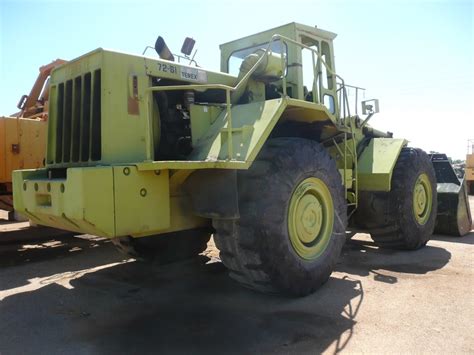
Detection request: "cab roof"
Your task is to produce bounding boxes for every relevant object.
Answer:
[219,22,337,49]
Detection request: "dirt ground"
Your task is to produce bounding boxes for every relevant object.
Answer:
[0,198,473,354]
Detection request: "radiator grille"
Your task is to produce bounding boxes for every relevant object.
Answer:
[54,69,101,163]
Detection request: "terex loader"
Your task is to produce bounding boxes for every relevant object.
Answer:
[12,23,471,296]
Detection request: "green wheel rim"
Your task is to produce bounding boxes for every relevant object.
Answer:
[288,177,334,260]
[412,173,432,225]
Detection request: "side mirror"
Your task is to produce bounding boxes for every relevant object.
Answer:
[361,99,380,114]
[181,37,195,56]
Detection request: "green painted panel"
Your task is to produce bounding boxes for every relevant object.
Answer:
[357,138,406,191]
[12,166,207,238]
[189,98,286,163]
[113,166,170,237]
[13,167,115,236]
[189,104,224,145]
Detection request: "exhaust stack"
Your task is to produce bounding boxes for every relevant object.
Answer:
[155,36,175,61]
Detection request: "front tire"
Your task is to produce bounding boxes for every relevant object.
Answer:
[213,138,347,296]
[355,147,437,249]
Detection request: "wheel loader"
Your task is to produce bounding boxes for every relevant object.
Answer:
[12,23,472,296]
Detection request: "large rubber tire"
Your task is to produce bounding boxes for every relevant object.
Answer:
[355,147,437,249]
[112,228,211,264]
[213,138,347,296]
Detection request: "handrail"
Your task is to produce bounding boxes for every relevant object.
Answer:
[147,33,352,117]
[145,33,354,160]
[146,84,234,92]
[230,34,351,120]
[338,83,365,115]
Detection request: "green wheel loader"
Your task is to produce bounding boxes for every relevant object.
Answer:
[12,23,471,296]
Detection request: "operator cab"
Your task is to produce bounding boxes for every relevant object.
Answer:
[219,22,338,114]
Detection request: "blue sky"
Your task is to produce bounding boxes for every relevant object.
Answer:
[1,0,472,159]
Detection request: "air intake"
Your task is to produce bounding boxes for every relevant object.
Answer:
[54,69,101,163]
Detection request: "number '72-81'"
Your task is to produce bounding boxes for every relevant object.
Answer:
[157,63,177,74]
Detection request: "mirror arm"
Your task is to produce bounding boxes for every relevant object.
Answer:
[360,112,375,129]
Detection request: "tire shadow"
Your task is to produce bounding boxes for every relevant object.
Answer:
[337,234,452,283]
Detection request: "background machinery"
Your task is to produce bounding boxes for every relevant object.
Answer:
[12,23,472,296]
[1,60,66,220]
[466,139,474,195]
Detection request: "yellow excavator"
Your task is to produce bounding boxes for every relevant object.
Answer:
[0,59,66,220]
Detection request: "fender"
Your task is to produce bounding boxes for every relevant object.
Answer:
[357,138,407,192]
[184,169,239,219]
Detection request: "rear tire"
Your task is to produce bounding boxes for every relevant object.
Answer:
[213,138,347,296]
[355,147,437,249]
[112,228,211,264]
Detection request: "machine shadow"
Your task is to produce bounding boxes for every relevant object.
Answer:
[337,234,452,283]
[0,234,118,290]
[0,255,363,355]
[0,219,16,226]
[2,230,456,353]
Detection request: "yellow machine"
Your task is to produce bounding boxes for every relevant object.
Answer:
[0,60,65,219]
[466,139,474,195]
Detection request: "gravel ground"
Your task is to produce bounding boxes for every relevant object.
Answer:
[0,198,473,354]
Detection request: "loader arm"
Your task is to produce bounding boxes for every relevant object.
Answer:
[17,59,67,119]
